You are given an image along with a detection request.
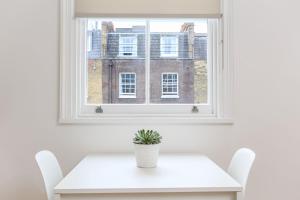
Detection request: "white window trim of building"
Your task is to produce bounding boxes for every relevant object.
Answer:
[118,35,138,57]
[160,35,178,57]
[119,73,137,98]
[87,31,92,52]
[161,73,179,98]
[59,0,234,124]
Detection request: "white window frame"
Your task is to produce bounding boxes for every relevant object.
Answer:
[119,73,136,98]
[161,73,179,98]
[118,35,138,57]
[59,0,234,124]
[87,31,92,52]
[160,35,178,57]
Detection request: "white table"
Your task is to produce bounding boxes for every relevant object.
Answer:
[55,154,242,200]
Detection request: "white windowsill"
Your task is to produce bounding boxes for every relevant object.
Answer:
[160,55,178,58]
[59,115,234,125]
[161,95,179,99]
[119,95,136,99]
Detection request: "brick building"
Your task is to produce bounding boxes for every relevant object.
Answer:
[87,21,208,104]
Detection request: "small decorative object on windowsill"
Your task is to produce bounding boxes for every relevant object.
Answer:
[95,106,103,113]
[133,129,162,168]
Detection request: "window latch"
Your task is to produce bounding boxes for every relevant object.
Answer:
[95,106,103,113]
[192,106,199,113]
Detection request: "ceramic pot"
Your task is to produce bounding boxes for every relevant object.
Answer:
[134,144,160,168]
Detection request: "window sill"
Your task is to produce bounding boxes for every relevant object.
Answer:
[59,115,234,125]
[119,95,136,99]
[160,55,178,58]
[161,95,179,99]
[118,55,137,58]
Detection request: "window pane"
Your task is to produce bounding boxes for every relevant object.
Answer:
[87,19,210,105]
[87,19,146,104]
[119,73,136,96]
[161,73,178,96]
[150,20,208,104]
[119,35,137,57]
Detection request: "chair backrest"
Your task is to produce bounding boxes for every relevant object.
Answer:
[228,148,256,196]
[35,150,63,200]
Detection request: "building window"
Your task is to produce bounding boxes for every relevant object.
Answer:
[160,35,178,57]
[161,73,179,98]
[119,35,137,57]
[119,73,136,98]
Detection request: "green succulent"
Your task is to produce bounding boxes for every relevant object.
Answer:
[133,129,162,145]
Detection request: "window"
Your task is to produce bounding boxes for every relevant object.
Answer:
[86,20,146,104]
[161,73,179,98]
[60,0,233,123]
[75,19,216,114]
[119,35,137,57]
[119,73,136,98]
[160,36,178,57]
[84,19,212,105]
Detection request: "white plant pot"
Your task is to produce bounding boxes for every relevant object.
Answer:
[134,144,160,168]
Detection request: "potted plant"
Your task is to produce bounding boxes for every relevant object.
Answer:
[133,129,162,168]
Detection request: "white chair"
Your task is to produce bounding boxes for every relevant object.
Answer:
[35,150,63,200]
[228,148,256,197]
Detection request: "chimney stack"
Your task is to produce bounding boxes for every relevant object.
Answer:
[181,23,195,59]
[101,22,114,57]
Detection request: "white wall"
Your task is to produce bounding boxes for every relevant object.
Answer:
[1,0,300,200]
